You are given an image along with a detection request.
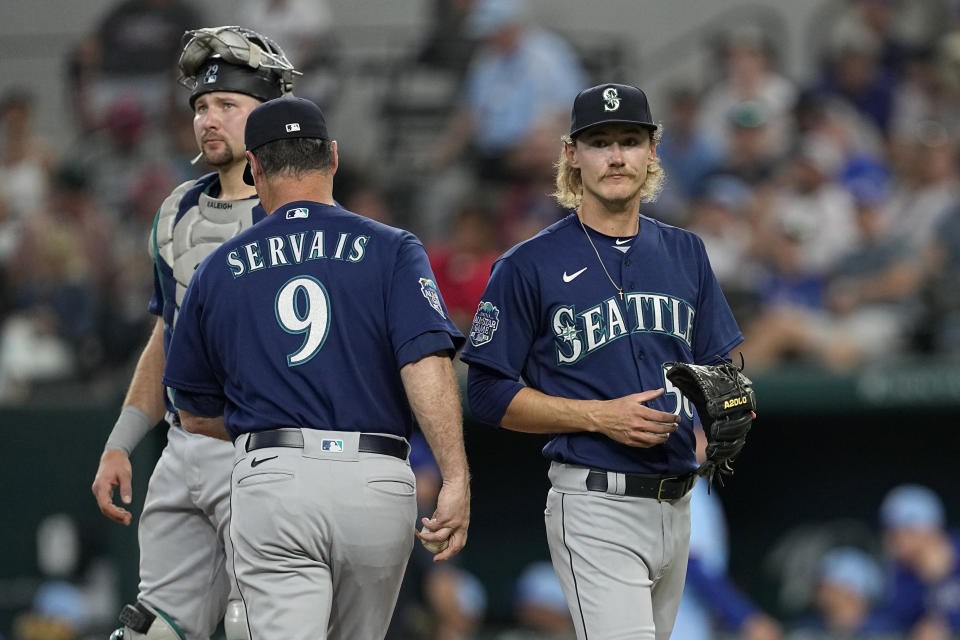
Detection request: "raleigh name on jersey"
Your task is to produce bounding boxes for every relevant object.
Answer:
[461,214,744,476]
[149,173,264,411]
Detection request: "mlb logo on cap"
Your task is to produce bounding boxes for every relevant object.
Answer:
[285,123,300,132]
[569,83,657,139]
[203,64,219,85]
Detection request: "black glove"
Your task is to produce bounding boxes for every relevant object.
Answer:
[664,359,755,487]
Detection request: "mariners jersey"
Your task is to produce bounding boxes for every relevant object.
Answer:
[148,173,265,413]
[162,201,465,440]
[461,213,743,475]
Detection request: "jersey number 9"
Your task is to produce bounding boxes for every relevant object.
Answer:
[275,276,331,366]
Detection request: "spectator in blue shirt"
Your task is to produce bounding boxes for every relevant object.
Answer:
[789,546,893,638]
[431,0,586,183]
[876,484,960,639]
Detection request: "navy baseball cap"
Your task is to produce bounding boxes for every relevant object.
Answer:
[243,96,329,185]
[569,83,657,139]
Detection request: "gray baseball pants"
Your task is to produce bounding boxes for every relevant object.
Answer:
[230,429,416,640]
[545,462,692,640]
[138,424,239,639]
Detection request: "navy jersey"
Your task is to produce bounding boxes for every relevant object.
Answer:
[162,201,465,440]
[461,213,743,475]
[148,172,265,413]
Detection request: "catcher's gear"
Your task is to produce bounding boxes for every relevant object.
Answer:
[664,358,755,487]
[178,26,300,107]
[110,602,185,640]
[223,600,251,640]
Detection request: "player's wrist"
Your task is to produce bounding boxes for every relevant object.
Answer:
[440,470,471,486]
[104,406,155,456]
[579,399,604,434]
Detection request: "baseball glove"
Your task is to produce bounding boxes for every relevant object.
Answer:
[664,358,755,488]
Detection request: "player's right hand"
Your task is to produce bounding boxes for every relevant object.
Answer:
[92,449,134,526]
[596,388,680,448]
[419,475,470,563]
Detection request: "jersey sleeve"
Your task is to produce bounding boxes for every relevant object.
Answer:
[171,388,226,418]
[387,237,465,365]
[692,236,744,363]
[460,256,539,380]
[162,267,224,397]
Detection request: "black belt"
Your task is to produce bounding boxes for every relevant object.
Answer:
[245,428,409,460]
[585,469,697,502]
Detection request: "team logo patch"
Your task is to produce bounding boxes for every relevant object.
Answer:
[469,301,500,347]
[285,122,301,132]
[419,278,446,318]
[602,87,620,112]
[203,64,219,85]
[321,439,344,452]
[286,207,309,219]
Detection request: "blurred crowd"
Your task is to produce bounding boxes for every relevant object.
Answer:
[4,0,960,401]
[1,1,959,637]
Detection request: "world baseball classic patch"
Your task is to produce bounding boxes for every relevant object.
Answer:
[419,277,446,318]
[469,301,500,347]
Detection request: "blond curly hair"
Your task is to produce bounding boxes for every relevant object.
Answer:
[552,125,665,210]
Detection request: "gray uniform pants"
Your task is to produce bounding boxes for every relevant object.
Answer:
[231,429,416,640]
[545,462,692,640]
[138,424,239,639]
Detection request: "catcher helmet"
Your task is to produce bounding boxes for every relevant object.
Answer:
[178,26,300,108]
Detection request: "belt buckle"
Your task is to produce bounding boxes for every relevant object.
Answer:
[657,476,677,502]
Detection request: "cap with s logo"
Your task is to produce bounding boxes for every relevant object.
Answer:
[569,83,657,139]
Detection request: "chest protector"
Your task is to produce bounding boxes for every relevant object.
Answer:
[153,174,261,327]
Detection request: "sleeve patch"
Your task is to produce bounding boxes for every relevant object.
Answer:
[469,301,500,347]
[419,277,446,318]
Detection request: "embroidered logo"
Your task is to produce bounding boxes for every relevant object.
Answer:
[321,439,344,452]
[419,278,446,318]
[562,267,588,283]
[286,207,309,219]
[285,123,301,133]
[602,87,620,112]
[203,64,219,85]
[469,301,500,347]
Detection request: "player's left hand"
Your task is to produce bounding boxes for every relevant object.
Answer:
[419,475,470,563]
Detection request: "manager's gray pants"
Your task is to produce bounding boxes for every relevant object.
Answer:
[230,430,416,640]
[545,462,692,640]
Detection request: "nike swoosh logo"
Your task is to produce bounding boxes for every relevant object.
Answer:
[563,267,588,283]
[615,238,631,245]
[250,455,278,468]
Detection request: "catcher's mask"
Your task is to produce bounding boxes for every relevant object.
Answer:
[178,26,300,108]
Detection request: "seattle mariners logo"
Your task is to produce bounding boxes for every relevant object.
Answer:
[602,87,620,112]
[203,64,219,85]
[419,278,446,318]
[469,301,500,347]
[285,207,309,219]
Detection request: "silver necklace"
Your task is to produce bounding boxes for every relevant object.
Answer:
[578,216,625,300]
